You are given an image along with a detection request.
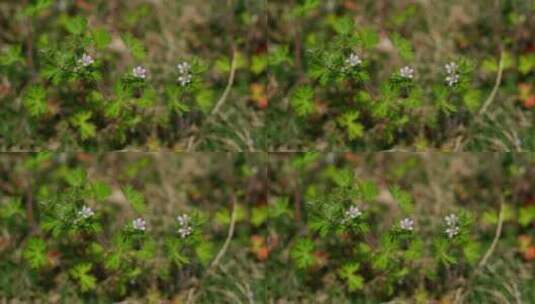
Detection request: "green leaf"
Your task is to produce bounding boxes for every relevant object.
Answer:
[195,241,215,266]
[123,185,146,213]
[90,181,112,201]
[404,238,424,261]
[332,16,354,36]
[463,89,482,113]
[23,238,47,269]
[291,85,315,117]
[519,54,535,75]
[70,112,96,140]
[291,238,315,269]
[165,238,190,266]
[251,54,267,74]
[463,241,481,265]
[390,186,413,214]
[123,33,146,60]
[63,16,87,35]
[391,33,414,61]
[251,206,268,226]
[338,263,364,291]
[331,168,354,187]
[519,206,535,227]
[434,238,456,266]
[23,85,48,117]
[337,111,364,140]
[268,44,292,66]
[0,197,24,219]
[70,263,96,292]
[0,44,24,66]
[91,27,112,50]
[195,89,215,113]
[291,0,320,17]
[358,27,379,49]
[358,180,378,201]
[269,197,293,219]
[65,168,86,187]
[22,0,53,17]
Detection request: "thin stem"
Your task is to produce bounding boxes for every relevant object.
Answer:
[211,48,238,115]
[479,49,505,116]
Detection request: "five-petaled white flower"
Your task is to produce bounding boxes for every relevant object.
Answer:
[445,62,460,87]
[446,74,459,87]
[344,205,362,221]
[445,62,458,74]
[399,66,415,79]
[132,218,147,231]
[445,213,458,226]
[177,62,191,74]
[444,213,460,239]
[77,205,94,219]
[176,61,192,86]
[177,213,193,238]
[132,66,148,79]
[177,214,190,226]
[177,74,192,86]
[400,217,414,231]
[446,226,460,239]
[78,53,94,67]
[178,226,193,238]
[345,53,362,68]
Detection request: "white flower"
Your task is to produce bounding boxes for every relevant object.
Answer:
[132,66,148,79]
[399,217,414,231]
[78,53,94,67]
[177,214,190,226]
[132,218,147,231]
[177,61,191,74]
[399,66,415,79]
[345,53,362,68]
[446,73,459,87]
[444,213,458,226]
[445,62,458,74]
[77,205,94,219]
[344,205,362,221]
[178,226,193,238]
[445,226,460,239]
[177,73,192,86]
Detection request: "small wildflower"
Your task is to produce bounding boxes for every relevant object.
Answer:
[177,214,190,226]
[132,218,147,231]
[444,213,458,226]
[177,61,191,74]
[445,225,460,239]
[177,213,193,238]
[77,53,94,68]
[400,217,414,231]
[444,213,460,239]
[445,62,458,74]
[399,66,415,79]
[178,226,193,238]
[344,205,362,221]
[345,53,362,68]
[177,73,192,86]
[77,205,94,219]
[446,73,459,87]
[445,62,460,87]
[132,66,148,79]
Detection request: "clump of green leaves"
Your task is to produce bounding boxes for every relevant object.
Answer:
[2,166,215,298]
[283,169,482,298]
